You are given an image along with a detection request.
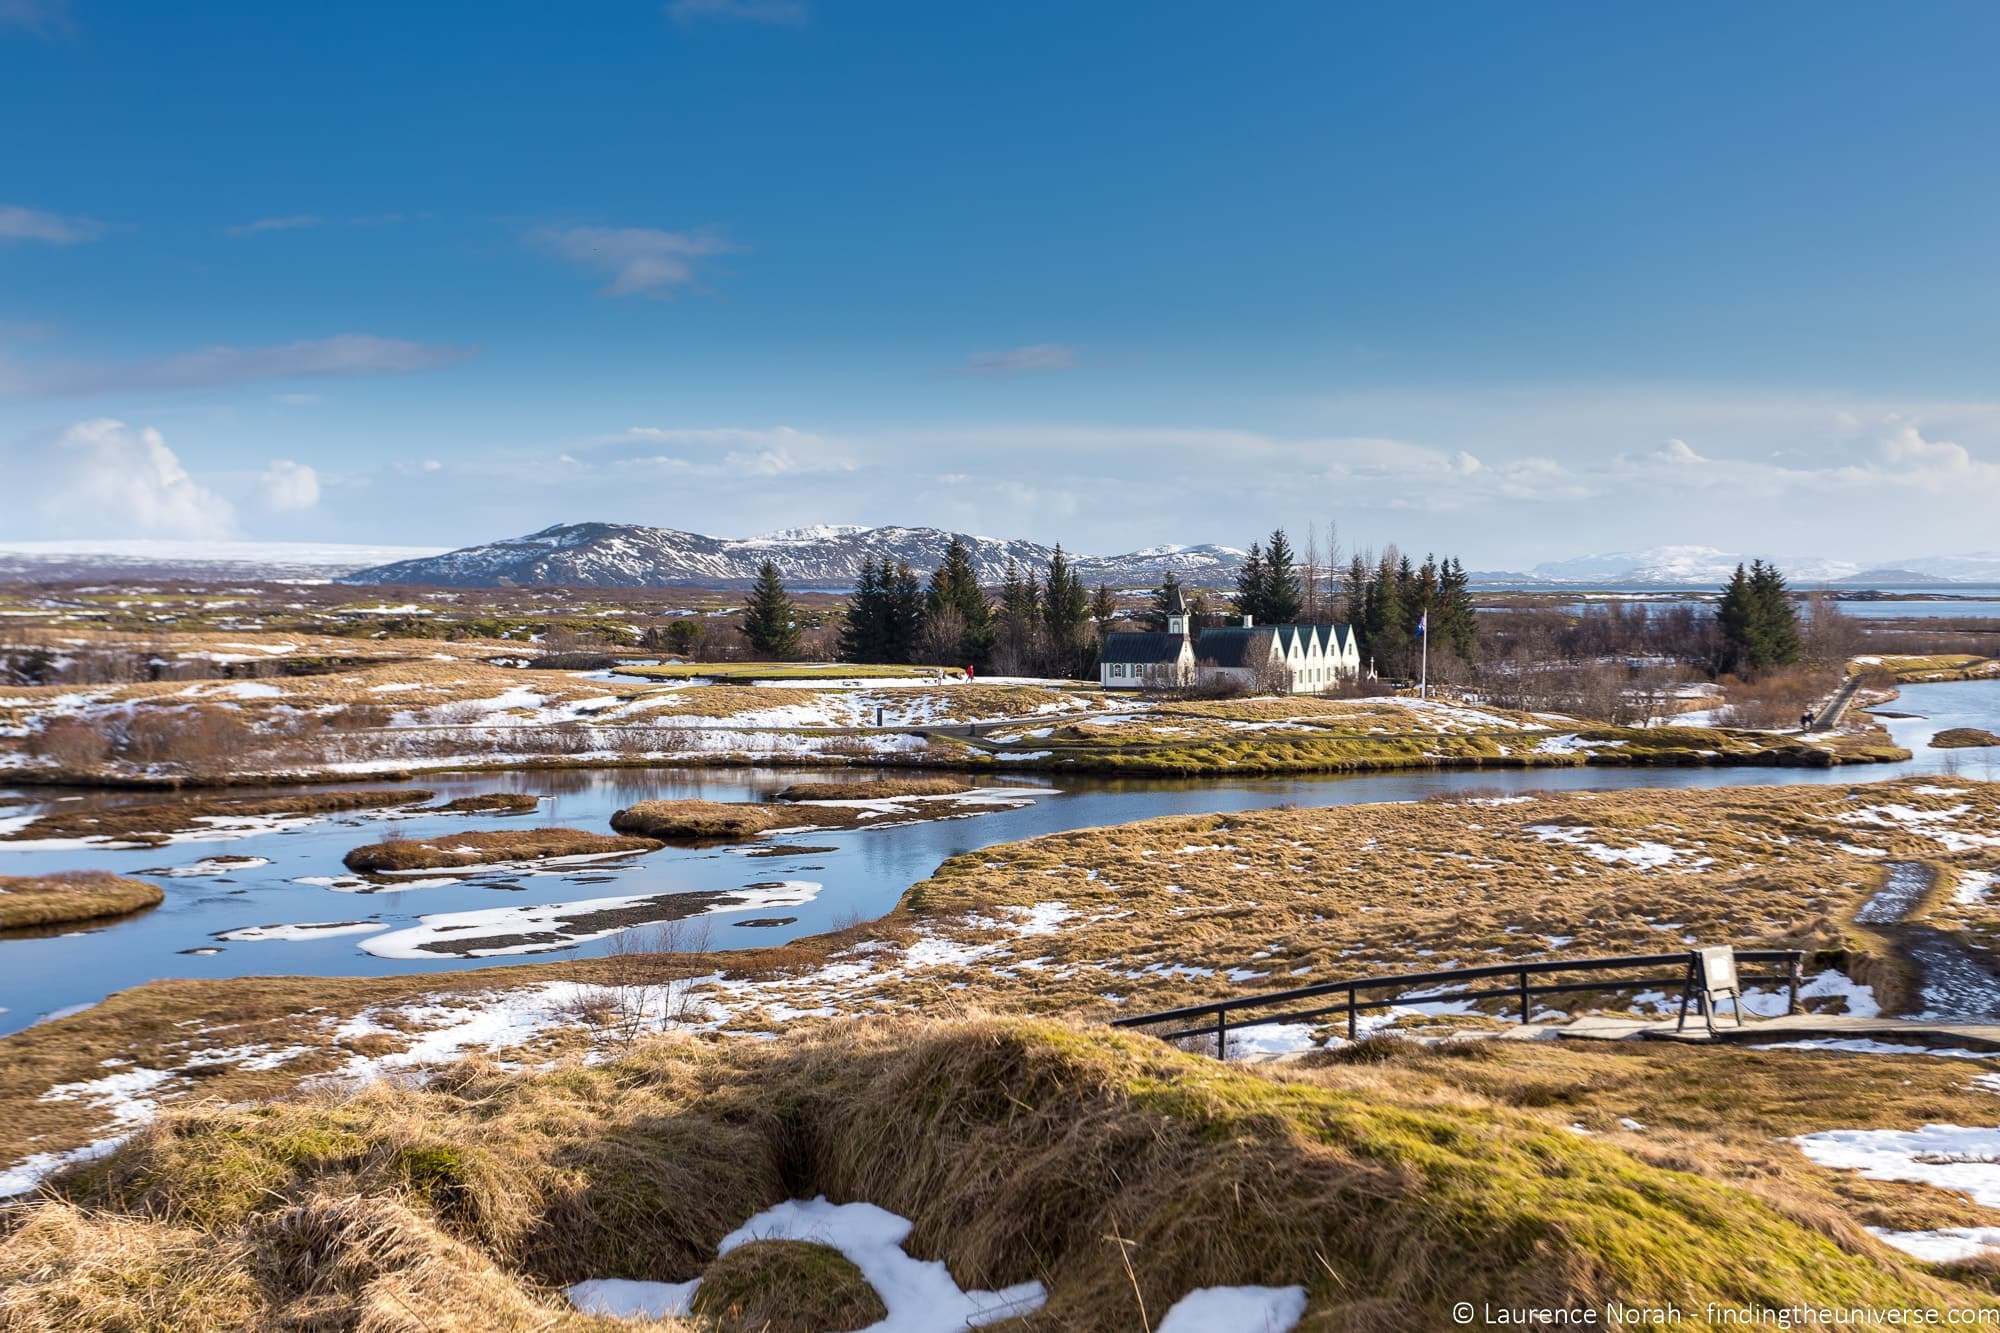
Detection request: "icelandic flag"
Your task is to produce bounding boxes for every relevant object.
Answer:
[1416,609,1428,637]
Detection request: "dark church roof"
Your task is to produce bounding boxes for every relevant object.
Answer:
[1192,626,1274,668]
[1100,631,1190,664]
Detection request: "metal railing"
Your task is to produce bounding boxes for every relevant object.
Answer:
[1110,949,1805,1057]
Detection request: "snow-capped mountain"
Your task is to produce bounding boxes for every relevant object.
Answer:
[342,523,1246,589]
[1526,546,1864,587]
[1883,552,2000,582]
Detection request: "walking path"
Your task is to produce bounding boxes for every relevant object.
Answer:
[1807,672,1866,733]
[1549,1012,2000,1050]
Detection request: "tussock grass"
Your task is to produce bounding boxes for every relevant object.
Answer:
[4,1019,1990,1329]
[1934,728,2000,749]
[772,777,971,802]
[0,789,433,847]
[692,1240,886,1332]
[0,870,164,928]
[433,792,543,814]
[342,827,661,872]
[610,799,796,842]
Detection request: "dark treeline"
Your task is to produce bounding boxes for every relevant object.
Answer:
[834,538,1110,676]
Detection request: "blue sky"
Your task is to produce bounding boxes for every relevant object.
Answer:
[4,0,1998,566]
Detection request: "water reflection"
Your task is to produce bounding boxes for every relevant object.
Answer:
[0,680,1993,1034]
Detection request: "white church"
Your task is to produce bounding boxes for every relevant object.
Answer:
[1098,586,1363,694]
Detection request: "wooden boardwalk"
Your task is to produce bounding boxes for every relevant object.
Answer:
[1548,1012,2000,1051]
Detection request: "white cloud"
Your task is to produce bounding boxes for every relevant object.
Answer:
[530,225,736,298]
[665,0,807,25]
[225,214,324,238]
[16,419,236,539]
[954,344,1080,377]
[0,333,475,397]
[0,204,102,245]
[256,460,320,512]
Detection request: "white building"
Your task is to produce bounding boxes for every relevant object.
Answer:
[1100,588,1363,694]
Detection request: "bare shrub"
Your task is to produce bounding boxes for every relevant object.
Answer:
[26,717,115,773]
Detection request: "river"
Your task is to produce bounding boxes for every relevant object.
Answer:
[2,679,1997,1035]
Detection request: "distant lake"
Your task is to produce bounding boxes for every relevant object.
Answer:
[1475,586,2000,621]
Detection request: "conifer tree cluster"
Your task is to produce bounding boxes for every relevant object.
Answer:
[1341,549,1476,678]
[1716,560,1801,675]
[833,537,1105,675]
[1231,529,1304,625]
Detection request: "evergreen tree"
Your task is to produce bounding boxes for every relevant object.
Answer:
[1343,554,1369,626]
[1147,572,1186,631]
[993,560,1040,672]
[837,560,885,662]
[741,560,801,658]
[1262,528,1303,623]
[1753,561,1801,667]
[1041,546,1090,675]
[1717,564,1756,674]
[885,561,924,663]
[1438,557,1477,661]
[923,537,994,667]
[1090,583,1118,629]
[1233,542,1267,623]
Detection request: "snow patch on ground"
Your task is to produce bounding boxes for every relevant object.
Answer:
[1795,1123,2000,1211]
[216,920,385,943]
[360,882,821,959]
[1157,1285,1309,1333]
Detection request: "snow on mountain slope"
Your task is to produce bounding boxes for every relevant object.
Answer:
[1529,546,1862,586]
[0,540,450,582]
[342,523,1245,589]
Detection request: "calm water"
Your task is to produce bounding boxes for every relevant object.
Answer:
[2,679,1997,1034]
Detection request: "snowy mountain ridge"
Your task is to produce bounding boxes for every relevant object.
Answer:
[341,522,1250,590]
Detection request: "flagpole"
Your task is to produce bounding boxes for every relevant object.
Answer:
[1419,605,1428,700]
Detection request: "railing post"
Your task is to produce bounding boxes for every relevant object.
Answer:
[1346,985,1357,1041]
[1518,969,1531,1024]
[1787,953,1802,1016]
[1215,1008,1227,1061]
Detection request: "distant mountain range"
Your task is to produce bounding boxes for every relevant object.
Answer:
[3,529,1998,591]
[1503,546,2000,587]
[341,522,1249,590]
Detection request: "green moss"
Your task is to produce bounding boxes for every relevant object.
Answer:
[693,1240,887,1332]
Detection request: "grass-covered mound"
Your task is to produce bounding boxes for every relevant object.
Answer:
[691,1240,886,1332]
[433,792,543,814]
[1,789,433,847]
[772,777,971,802]
[343,827,661,872]
[0,870,164,928]
[1934,728,2000,749]
[611,799,795,841]
[4,1019,1989,1331]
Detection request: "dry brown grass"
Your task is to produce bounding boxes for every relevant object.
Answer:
[772,777,971,802]
[0,871,163,928]
[0,789,434,847]
[610,799,796,842]
[3,1018,1992,1330]
[432,792,544,815]
[343,827,661,872]
[1935,728,2000,749]
[691,1240,886,1332]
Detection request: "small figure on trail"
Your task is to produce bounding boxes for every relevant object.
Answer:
[1800,710,1815,730]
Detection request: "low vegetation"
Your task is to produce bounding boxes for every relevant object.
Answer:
[615,662,963,682]
[343,827,662,872]
[432,792,543,814]
[610,799,797,842]
[0,871,164,929]
[1866,654,2000,683]
[3,1019,1991,1331]
[691,1240,886,1332]
[1934,727,2000,749]
[771,777,971,801]
[0,789,433,847]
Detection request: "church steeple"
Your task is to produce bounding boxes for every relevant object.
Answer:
[1165,584,1189,637]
